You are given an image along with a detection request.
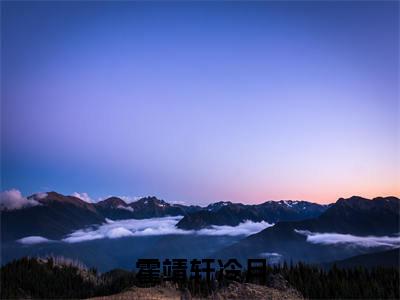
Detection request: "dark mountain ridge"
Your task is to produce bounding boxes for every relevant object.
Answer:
[1,192,193,241]
[293,196,400,235]
[3,192,398,252]
[215,196,400,263]
[2,192,104,241]
[177,200,329,229]
[96,197,128,208]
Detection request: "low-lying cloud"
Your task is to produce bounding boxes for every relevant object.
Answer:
[259,252,282,258]
[62,216,273,243]
[17,236,52,245]
[196,221,273,236]
[0,189,40,210]
[117,205,134,212]
[295,230,400,248]
[63,216,189,243]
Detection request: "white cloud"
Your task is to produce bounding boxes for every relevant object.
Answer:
[62,216,272,243]
[295,230,400,248]
[17,236,52,245]
[170,200,187,205]
[72,192,92,203]
[117,205,134,212]
[62,216,188,243]
[196,220,273,236]
[259,252,282,257]
[63,229,105,243]
[0,189,40,210]
[107,227,135,238]
[119,196,143,203]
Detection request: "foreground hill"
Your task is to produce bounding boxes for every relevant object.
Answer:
[2,256,398,299]
[0,256,302,299]
[216,196,400,263]
[88,281,303,300]
[176,200,328,229]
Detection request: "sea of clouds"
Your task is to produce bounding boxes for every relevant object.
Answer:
[295,229,400,248]
[63,217,274,243]
[17,216,274,244]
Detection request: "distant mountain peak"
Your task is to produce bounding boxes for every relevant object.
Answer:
[372,196,400,202]
[133,196,168,206]
[177,199,329,230]
[337,195,370,202]
[215,201,233,205]
[334,196,399,210]
[206,201,235,212]
[97,197,127,208]
[31,191,83,204]
[277,200,300,207]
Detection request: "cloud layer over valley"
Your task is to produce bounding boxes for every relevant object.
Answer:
[295,230,400,248]
[14,216,273,244]
[62,216,273,243]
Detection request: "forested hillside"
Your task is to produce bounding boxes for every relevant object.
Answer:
[1,256,398,299]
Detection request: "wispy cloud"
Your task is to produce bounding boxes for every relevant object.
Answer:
[117,205,134,212]
[169,200,187,205]
[295,230,400,248]
[62,216,273,243]
[259,252,282,257]
[17,236,52,245]
[0,189,40,210]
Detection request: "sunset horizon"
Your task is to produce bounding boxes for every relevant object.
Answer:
[2,1,398,206]
[2,187,399,206]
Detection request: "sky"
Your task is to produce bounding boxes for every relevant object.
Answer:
[1,1,399,205]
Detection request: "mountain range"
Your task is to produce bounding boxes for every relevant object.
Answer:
[1,191,328,242]
[1,192,399,271]
[216,196,400,263]
[176,200,329,229]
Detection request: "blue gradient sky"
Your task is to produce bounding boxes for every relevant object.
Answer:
[1,1,399,204]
